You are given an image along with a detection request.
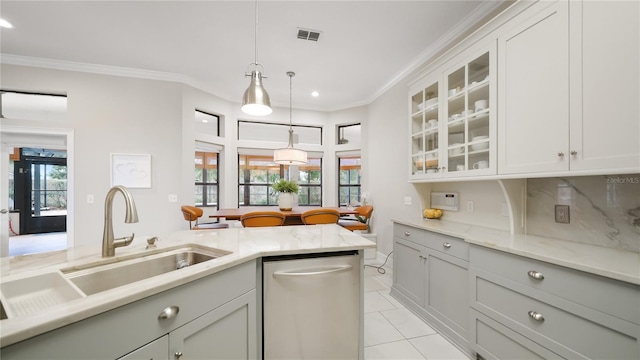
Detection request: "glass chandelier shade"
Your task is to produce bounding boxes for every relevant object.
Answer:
[274,71,307,165]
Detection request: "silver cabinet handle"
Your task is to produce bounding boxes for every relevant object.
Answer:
[175,352,183,360]
[528,311,545,322]
[443,242,452,249]
[273,265,352,277]
[527,270,544,280]
[570,150,577,156]
[0,209,8,214]
[404,231,411,236]
[158,306,180,320]
[558,152,565,158]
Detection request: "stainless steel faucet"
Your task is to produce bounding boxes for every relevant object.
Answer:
[102,185,139,257]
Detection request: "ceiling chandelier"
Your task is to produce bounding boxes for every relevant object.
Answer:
[274,71,307,165]
[241,0,272,116]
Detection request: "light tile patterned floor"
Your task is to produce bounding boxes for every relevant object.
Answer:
[364,260,469,360]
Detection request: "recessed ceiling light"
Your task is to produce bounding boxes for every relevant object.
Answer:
[311,91,319,97]
[0,19,14,29]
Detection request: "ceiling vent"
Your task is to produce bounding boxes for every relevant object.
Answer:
[297,28,321,42]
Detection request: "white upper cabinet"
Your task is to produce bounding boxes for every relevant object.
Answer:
[569,0,640,171]
[497,0,570,175]
[442,47,496,178]
[409,45,496,181]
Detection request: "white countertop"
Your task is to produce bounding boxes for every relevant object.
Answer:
[392,218,640,286]
[0,224,376,347]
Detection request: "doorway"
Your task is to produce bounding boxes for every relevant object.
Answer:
[13,147,67,235]
[0,127,74,257]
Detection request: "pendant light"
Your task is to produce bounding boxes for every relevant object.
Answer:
[274,71,307,165]
[241,0,272,116]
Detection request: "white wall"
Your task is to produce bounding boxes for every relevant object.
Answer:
[1,64,187,246]
[1,64,370,248]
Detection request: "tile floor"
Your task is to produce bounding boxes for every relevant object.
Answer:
[364,259,469,360]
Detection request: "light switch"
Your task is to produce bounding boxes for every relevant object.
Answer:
[87,194,94,204]
[404,196,412,205]
[168,194,178,203]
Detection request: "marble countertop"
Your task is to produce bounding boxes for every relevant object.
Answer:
[392,218,640,286]
[0,224,376,347]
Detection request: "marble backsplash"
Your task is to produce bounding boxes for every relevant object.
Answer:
[527,174,640,252]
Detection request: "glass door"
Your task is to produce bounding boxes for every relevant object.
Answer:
[410,78,440,178]
[445,51,492,175]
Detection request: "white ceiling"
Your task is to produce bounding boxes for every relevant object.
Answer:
[0,1,509,111]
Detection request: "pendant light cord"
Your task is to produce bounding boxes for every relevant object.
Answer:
[253,0,258,64]
[287,71,295,147]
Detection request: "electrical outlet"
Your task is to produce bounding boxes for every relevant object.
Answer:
[467,200,474,212]
[87,194,94,204]
[555,205,570,223]
[404,196,412,205]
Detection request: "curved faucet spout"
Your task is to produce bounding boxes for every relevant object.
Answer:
[103,185,139,257]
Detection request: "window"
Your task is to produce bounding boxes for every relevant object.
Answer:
[238,153,323,206]
[195,110,220,137]
[238,120,322,145]
[338,155,361,206]
[238,154,281,206]
[297,158,322,206]
[337,123,361,146]
[194,151,219,207]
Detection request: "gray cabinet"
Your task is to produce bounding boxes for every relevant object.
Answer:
[391,223,470,355]
[470,245,640,359]
[1,260,257,360]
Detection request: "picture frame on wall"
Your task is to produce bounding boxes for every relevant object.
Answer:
[110,153,152,188]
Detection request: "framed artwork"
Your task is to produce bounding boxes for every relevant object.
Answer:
[111,153,151,188]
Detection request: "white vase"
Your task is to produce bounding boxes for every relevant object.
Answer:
[278,192,295,211]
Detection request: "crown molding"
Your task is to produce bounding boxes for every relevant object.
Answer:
[1,54,187,84]
[368,0,510,105]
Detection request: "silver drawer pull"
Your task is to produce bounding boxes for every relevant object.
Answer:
[158,305,180,320]
[442,242,452,249]
[527,270,544,280]
[175,352,183,360]
[404,231,411,236]
[528,311,545,322]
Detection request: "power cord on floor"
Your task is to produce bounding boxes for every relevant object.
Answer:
[364,251,393,274]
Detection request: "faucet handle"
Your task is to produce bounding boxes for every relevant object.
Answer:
[146,236,159,249]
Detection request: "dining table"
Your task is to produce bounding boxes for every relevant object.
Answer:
[209,206,358,226]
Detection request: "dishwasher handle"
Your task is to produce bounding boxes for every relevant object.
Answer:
[273,264,353,278]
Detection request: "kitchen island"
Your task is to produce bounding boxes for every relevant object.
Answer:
[0,224,376,358]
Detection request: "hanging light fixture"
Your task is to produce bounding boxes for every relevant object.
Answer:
[241,0,272,116]
[274,71,307,165]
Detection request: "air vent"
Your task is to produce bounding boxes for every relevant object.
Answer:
[297,28,321,42]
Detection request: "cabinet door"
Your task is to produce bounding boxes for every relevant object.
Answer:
[117,336,169,360]
[498,0,570,174]
[426,251,469,338]
[409,72,442,179]
[169,290,257,360]
[443,47,496,177]
[393,238,426,306]
[569,0,640,171]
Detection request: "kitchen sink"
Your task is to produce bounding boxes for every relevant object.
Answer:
[62,245,229,296]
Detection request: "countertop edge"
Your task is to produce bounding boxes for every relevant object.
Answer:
[0,225,376,347]
[391,218,640,286]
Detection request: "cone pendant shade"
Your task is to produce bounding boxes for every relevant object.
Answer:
[242,70,272,116]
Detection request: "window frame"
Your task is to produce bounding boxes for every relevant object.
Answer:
[194,151,220,208]
[338,155,361,206]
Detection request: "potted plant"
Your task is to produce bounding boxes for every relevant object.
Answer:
[271,179,299,211]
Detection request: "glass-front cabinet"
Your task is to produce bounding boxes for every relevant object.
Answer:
[409,45,496,181]
[410,73,441,177]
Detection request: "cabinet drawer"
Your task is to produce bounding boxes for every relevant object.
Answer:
[393,223,468,260]
[475,277,639,359]
[471,309,563,360]
[470,245,640,324]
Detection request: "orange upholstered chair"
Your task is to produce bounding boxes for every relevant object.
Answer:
[338,205,373,232]
[300,208,340,225]
[181,205,229,230]
[240,211,286,227]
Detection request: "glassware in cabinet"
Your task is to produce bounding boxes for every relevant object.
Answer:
[410,80,440,177]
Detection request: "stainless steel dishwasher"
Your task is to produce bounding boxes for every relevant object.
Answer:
[263,251,361,359]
